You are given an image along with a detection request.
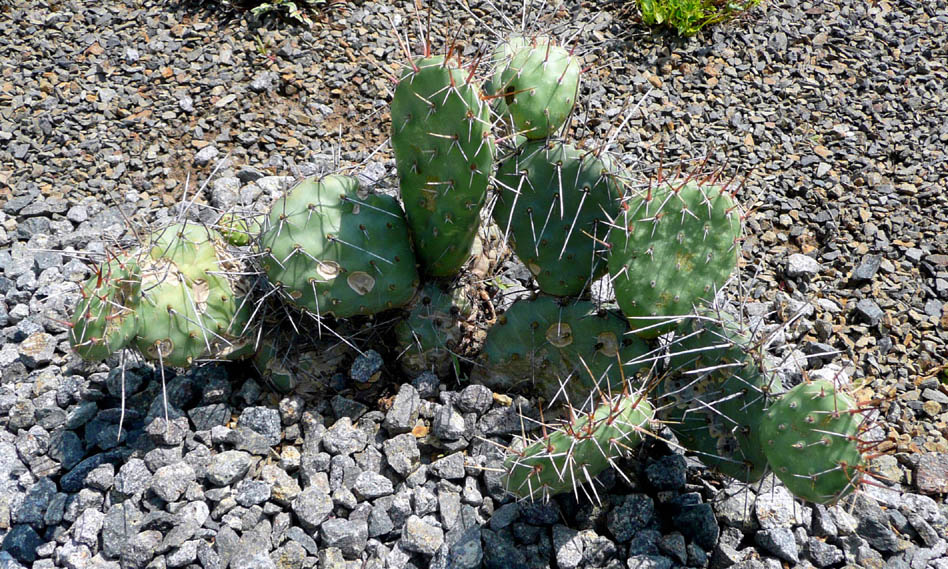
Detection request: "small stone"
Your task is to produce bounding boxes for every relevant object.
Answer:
[457,384,493,415]
[608,494,655,542]
[115,458,152,496]
[330,395,368,420]
[850,254,882,284]
[291,486,332,531]
[18,332,55,367]
[319,518,368,559]
[352,471,394,501]
[249,72,276,93]
[261,464,300,505]
[151,462,196,502]
[626,554,673,569]
[322,417,367,456]
[238,407,283,447]
[854,299,884,326]
[754,484,801,529]
[382,433,420,478]
[786,253,821,278]
[553,525,584,569]
[645,454,687,491]
[755,527,799,563]
[401,515,444,556]
[167,540,199,568]
[235,479,271,507]
[429,452,466,479]
[432,404,467,441]
[412,371,439,398]
[445,526,483,569]
[383,384,420,434]
[206,450,254,486]
[194,145,219,167]
[807,538,843,567]
[915,453,948,495]
[2,524,42,563]
[121,530,162,569]
[350,349,383,383]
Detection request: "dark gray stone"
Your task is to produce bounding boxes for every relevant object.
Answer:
[432,405,467,441]
[319,518,368,559]
[121,530,162,569]
[645,454,687,491]
[238,406,282,447]
[383,383,420,434]
[626,554,673,569]
[382,432,420,478]
[806,537,843,567]
[854,298,884,325]
[658,533,687,565]
[350,349,383,383]
[13,476,56,525]
[412,371,439,398]
[552,525,584,569]
[102,503,143,559]
[755,527,799,563]
[235,479,271,507]
[430,452,466,480]
[1,524,42,563]
[674,501,720,551]
[608,494,655,542]
[850,254,882,284]
[352,471,394,501]
[457,384,493,415]
[291,485,333,531]
[206,450,254,486]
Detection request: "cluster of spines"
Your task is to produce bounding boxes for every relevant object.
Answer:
[503,390,654,502]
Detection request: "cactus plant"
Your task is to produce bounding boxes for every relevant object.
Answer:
[504,393,653,500]
[608,177,743,338]
[759,379,866,504]
[258,175,420,319]
[474,296,650,406]
[395,282,475,376]
[135,223,255,367]
[493,140,622,296]
[69,251,142,361]
[391,55,495,277]
[657,310,778,482]
[491,35,581,140]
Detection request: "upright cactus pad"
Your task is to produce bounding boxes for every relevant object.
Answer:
[760,380,866,504]
[493,140,622,296]
[395,282,474,376]
[658,312,778,482]
[135,223,254,367]
[493,35,581,140]
[69,252,142,361]
[504,394,653,500]
[391,55,495,277]
[474,296,650,406]
[258,175,419,319]
[608,179,742,338]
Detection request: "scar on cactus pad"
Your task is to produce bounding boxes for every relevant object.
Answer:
[390,51,494,277]
[759,379,874,505]
[608,169,744,338]
[258,174,420,319]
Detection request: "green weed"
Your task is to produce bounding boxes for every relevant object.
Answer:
[636,0,761,36]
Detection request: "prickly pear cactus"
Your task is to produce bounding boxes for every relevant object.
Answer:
[493,35,581,140]
[474,296,650,406]
[135,223,254,367]
[391,55,495,277]
[608,179,743,338]
[658,311,778,482]
[493,140,622,296]
[395,282,474,376]
[760,379,866,504]
[504,393,653,500]
[258,175,419,319]
[69,252,142,361]
[218,212,263,247]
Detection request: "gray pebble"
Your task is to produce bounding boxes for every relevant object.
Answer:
[353,471,394,501]
[319,518,368,559]
[206,450,254,486]
[151,461,196,502]
[608,494,655,542]
[401,515,444,556]
[429,452,466,480]
[432,404,467,441]
[786,253,821,278]
[350,349,383,383]
[115,458,152,496]
[235,479,271,507]
[854,298,885,325]
[291,486,333,531]
[194,145,219,167]
[755,527,799,563]
[121,530,162,569]
[553,525,584,569]
[383,384,420,434]
[323,417,368,456]
[382,432,421,478]
[412,372,439,398]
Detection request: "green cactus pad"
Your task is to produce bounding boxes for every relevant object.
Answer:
[395,282,473,376]
[608,180,742,338]
[391,55,494,277]
[760,380,865,504]
[503,394,653,500]
[135,223,254,367]
[218,212,263,247]
[657,312,778,482]
[493,140,622,296]
[69,252,142,361]
[474,296,650,405]
[258,175,419,319]
[494,36,581,140]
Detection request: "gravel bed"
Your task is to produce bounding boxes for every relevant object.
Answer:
[1,0,948,568]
